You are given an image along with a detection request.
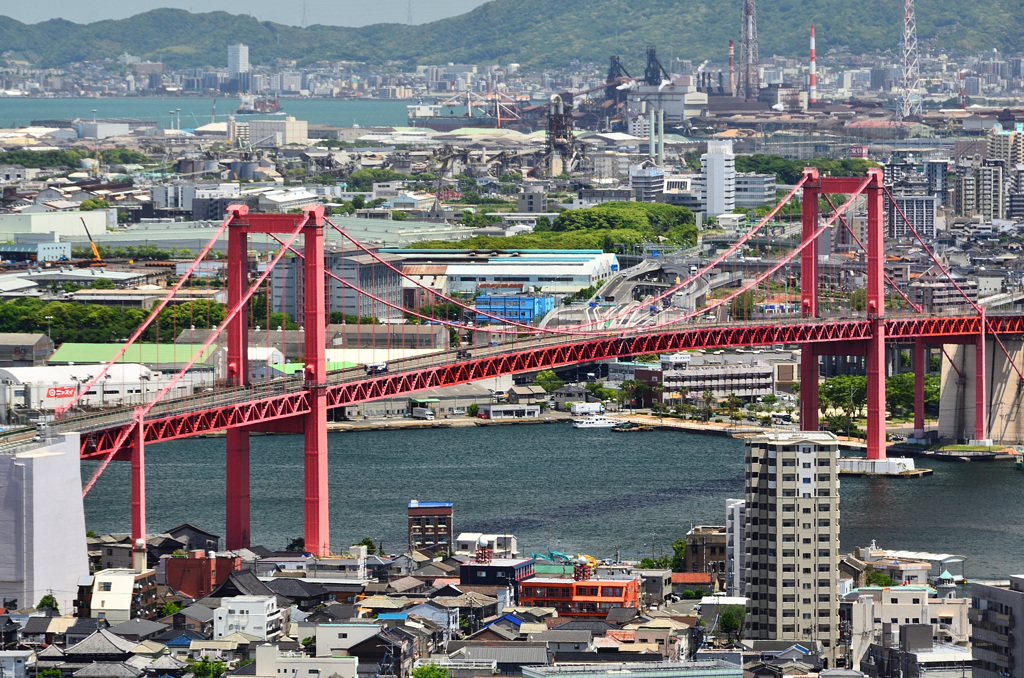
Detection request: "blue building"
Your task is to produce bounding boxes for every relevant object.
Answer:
[475,295,555,324]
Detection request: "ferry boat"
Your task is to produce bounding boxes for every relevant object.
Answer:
[237,95,282,115]
[572,416,617,429]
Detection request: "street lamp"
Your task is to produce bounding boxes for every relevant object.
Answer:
[44,315,53,340]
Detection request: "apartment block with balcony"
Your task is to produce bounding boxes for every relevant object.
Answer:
[743,432,840,660]
[841,586,970,671]
[213,596,282,641]
[970,574,1024,678]
[408,500,453,552]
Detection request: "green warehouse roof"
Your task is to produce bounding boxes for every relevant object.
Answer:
[50,343,218,365]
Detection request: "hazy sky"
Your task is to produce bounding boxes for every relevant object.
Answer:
[4,0,491,26]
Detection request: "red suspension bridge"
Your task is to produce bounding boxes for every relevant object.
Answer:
[30,167,1023,557]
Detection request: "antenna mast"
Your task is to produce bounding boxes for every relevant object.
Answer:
[899,0,922,118]
[738,0,759,101]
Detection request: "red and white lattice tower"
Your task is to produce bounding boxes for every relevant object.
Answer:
[809,25,817,105]
[899,0,922,118]
[738,0,759,101]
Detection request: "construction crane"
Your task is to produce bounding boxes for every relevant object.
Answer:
[77,217,106,268]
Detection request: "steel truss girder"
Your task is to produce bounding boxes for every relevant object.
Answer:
[79,316,1024,460]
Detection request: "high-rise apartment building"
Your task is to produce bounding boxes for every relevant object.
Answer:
[743,431,840,658]
[228,44,250,79]
[970,575,1024,678]
[887,194,936,238]
[955,159,1004,221]
[700,140,736,217]
[725,498,746,597]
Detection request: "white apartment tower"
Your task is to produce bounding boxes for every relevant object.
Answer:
[700,140,736,217]
[725,498,746,597]
[228,44,250,79]
[743,431,840,658]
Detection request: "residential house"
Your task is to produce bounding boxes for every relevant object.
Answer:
[213,597,282,642]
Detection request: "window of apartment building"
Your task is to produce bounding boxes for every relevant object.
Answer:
[782,610,796,617]
[818,535,830,542]
[818,579,830,587]
[819,625,831,633]
[818,503,830,511]
[819,609,831,617]
[782,505,795,512]
[782,519,795,527]
[783,564,795,572]
[783,550,795,557]
[783,625,796,633]
[782,580,795,588]
[818,594,830,603]
[817,474,831,482]
[818,519,830,527]
[782,490,795,497]
[782,459,795,467]
[783,474,796,482]
[783,535,795,542]
[817,459,830,466]
[783,595,795,603]
[818,564,830,572]
[802,462,811,468]
[99,582,112,592]
[818,549,830,557]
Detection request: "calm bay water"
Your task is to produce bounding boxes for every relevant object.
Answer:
[0,97,410,129]
[81,426,1024,579]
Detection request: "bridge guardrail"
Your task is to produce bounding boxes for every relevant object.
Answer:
[22,308,1006,443]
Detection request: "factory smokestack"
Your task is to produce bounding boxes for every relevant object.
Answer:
[729,40,736,95]
[809,24,817,105]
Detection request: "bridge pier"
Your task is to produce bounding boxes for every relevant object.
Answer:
[225,213,252,550]
[971,323,991,445]
[226,430,250,549]
[913,339,926,440]
[800,169,820,432]
[130,408,146,545]
[302,210,330,557]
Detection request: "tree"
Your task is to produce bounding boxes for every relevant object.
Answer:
[730,291,756,320]
[718,605,745,638]
[286,537,305,552]
[39,670,63,678]
[160,601,182,617]
[761,394,777,407]
[37,593,59,614]
[412,665,452,678]
[187,657,226,678]
[534,369,565,392]
[356,537,377,555]
[865,568,898,587]
[702,389,716,419]
[466,403,479,417]
[79,198,110,211]
[668,539,687,572]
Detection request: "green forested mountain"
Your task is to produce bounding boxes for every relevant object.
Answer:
[0,0,1015,70]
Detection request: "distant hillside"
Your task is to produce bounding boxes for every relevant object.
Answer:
[0,0,1015,70]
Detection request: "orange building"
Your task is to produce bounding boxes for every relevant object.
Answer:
[520,577,641,617]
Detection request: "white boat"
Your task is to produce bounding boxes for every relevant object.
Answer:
[572,416,617,429]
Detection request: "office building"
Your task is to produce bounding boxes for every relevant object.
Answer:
[630,164,666,202]
[0,434,88,615]
[700,141,736,217]
[743,431,840,658]
[518,185,548,213]
[228,44,249,80]
[408,500,453,552]
[519,575,641,617]
[271,247,405,322]
[734,173,777,208]
[970,575,1024,678]
[725,499,746,597]
[248,117,308,146]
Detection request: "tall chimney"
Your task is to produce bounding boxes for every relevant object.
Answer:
[133,538,147,574]
[649,106,656,159]
[729,40,736,95]
[809,24,818,105]
[657,109,665,166]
